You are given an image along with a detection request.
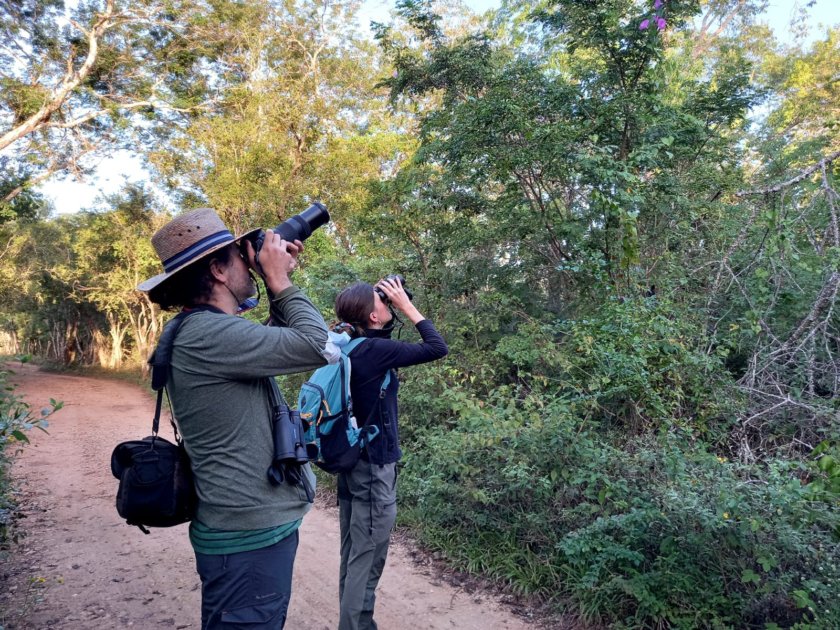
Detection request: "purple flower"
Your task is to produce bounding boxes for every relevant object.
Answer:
[639,19,650,30]
[653,0,663,9]
[656,16,667,30]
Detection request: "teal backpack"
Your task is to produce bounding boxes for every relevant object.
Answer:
[298,336,387,474]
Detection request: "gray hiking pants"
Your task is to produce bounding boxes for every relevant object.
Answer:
[337,459,398,630]
[194,529,298,629]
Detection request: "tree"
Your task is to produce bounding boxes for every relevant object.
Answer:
[147,0,411,246]
[376,0,756,305]
[0,0,244,204]
[71,185,166,368]
[704,29,840,458]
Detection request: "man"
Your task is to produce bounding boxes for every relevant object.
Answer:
[138,208,333,629]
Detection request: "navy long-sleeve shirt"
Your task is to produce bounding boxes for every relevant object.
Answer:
[349,319,448,464]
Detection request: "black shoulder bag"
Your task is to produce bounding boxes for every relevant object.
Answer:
[110,311,198,534]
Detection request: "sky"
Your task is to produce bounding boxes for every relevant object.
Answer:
[36,0,839,215]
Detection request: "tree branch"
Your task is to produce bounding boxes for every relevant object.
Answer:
[735,150,840,197]
[0,0,117,152]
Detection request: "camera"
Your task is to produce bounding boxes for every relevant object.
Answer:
[242,201,330,255]
[375,274,413,303]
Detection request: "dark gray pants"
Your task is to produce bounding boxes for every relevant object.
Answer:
[337,460,398,630]
[194,530,298,629]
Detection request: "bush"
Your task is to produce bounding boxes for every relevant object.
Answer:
[397,389,840,628]
[494,297,737,440]
[1,359,61,544]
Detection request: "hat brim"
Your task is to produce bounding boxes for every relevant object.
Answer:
[137,227,262,292]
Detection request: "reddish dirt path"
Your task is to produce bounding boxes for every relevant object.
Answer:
[0,363,535,629]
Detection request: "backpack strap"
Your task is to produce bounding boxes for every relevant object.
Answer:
[379,370,391,394]
[345,337,390,394]
[343,337,366,355]
[344,337,391,425]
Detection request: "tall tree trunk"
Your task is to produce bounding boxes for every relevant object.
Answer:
[127,296,164,373]
[107,312,127,369]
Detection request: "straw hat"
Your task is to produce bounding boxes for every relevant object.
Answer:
[137,208,259,292]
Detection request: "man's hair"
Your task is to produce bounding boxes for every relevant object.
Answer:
[334,282,375,337]
[148,244,234,311]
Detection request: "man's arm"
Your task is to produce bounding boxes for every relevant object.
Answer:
[269,286,329,354]
[244,229,337,365]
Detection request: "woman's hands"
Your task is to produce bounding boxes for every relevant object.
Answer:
[375,276,425,325]
[243,229,303,295]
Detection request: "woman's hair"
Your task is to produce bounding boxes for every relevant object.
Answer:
[333,281,375,337]
[148,244,234,311]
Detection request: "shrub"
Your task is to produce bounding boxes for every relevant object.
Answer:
[494,297,738,440]
[1,359,62,544]
[398,389,840,628]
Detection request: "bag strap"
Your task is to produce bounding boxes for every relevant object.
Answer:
[266,375,287,412]
[344,337,390,391]
[147,305,224,438]
[150,313,189,389]
[342,336,366,355]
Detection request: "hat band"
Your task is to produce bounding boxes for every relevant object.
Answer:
[162,230,234,273]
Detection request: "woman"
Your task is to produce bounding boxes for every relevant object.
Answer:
[333,276,448,630]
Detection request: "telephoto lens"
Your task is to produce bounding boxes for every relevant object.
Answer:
[244,202,330,255]
[275,202,330,242]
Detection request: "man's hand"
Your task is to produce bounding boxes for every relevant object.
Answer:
[245,230,304,295]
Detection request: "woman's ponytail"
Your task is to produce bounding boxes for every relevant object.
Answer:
[331,321,366,338]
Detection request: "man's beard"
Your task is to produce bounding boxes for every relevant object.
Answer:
[234,272,260,314]
[244,274,257,299]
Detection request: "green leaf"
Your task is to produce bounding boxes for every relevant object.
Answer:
[791,589,816,610]
[817,455,835,473]
[757,556,776,572]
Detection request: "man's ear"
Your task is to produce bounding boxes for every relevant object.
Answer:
[209,257,227,283]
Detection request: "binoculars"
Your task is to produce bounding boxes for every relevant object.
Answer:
[267,404,315,502]
[375,274,414,303]
[271,405,310,467]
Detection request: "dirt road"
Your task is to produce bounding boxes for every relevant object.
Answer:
[0,363,533,629]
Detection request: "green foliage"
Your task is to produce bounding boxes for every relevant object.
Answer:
[399,396,840,627]
[376,5,839,627]
[1,1,838,628]
[0,360,62,543]
[495,297,736,437]
[0,78,51,123]
[805,441,840,507]
[376,0,758,322]
[0,171,44,224]
[555,453,839,628]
